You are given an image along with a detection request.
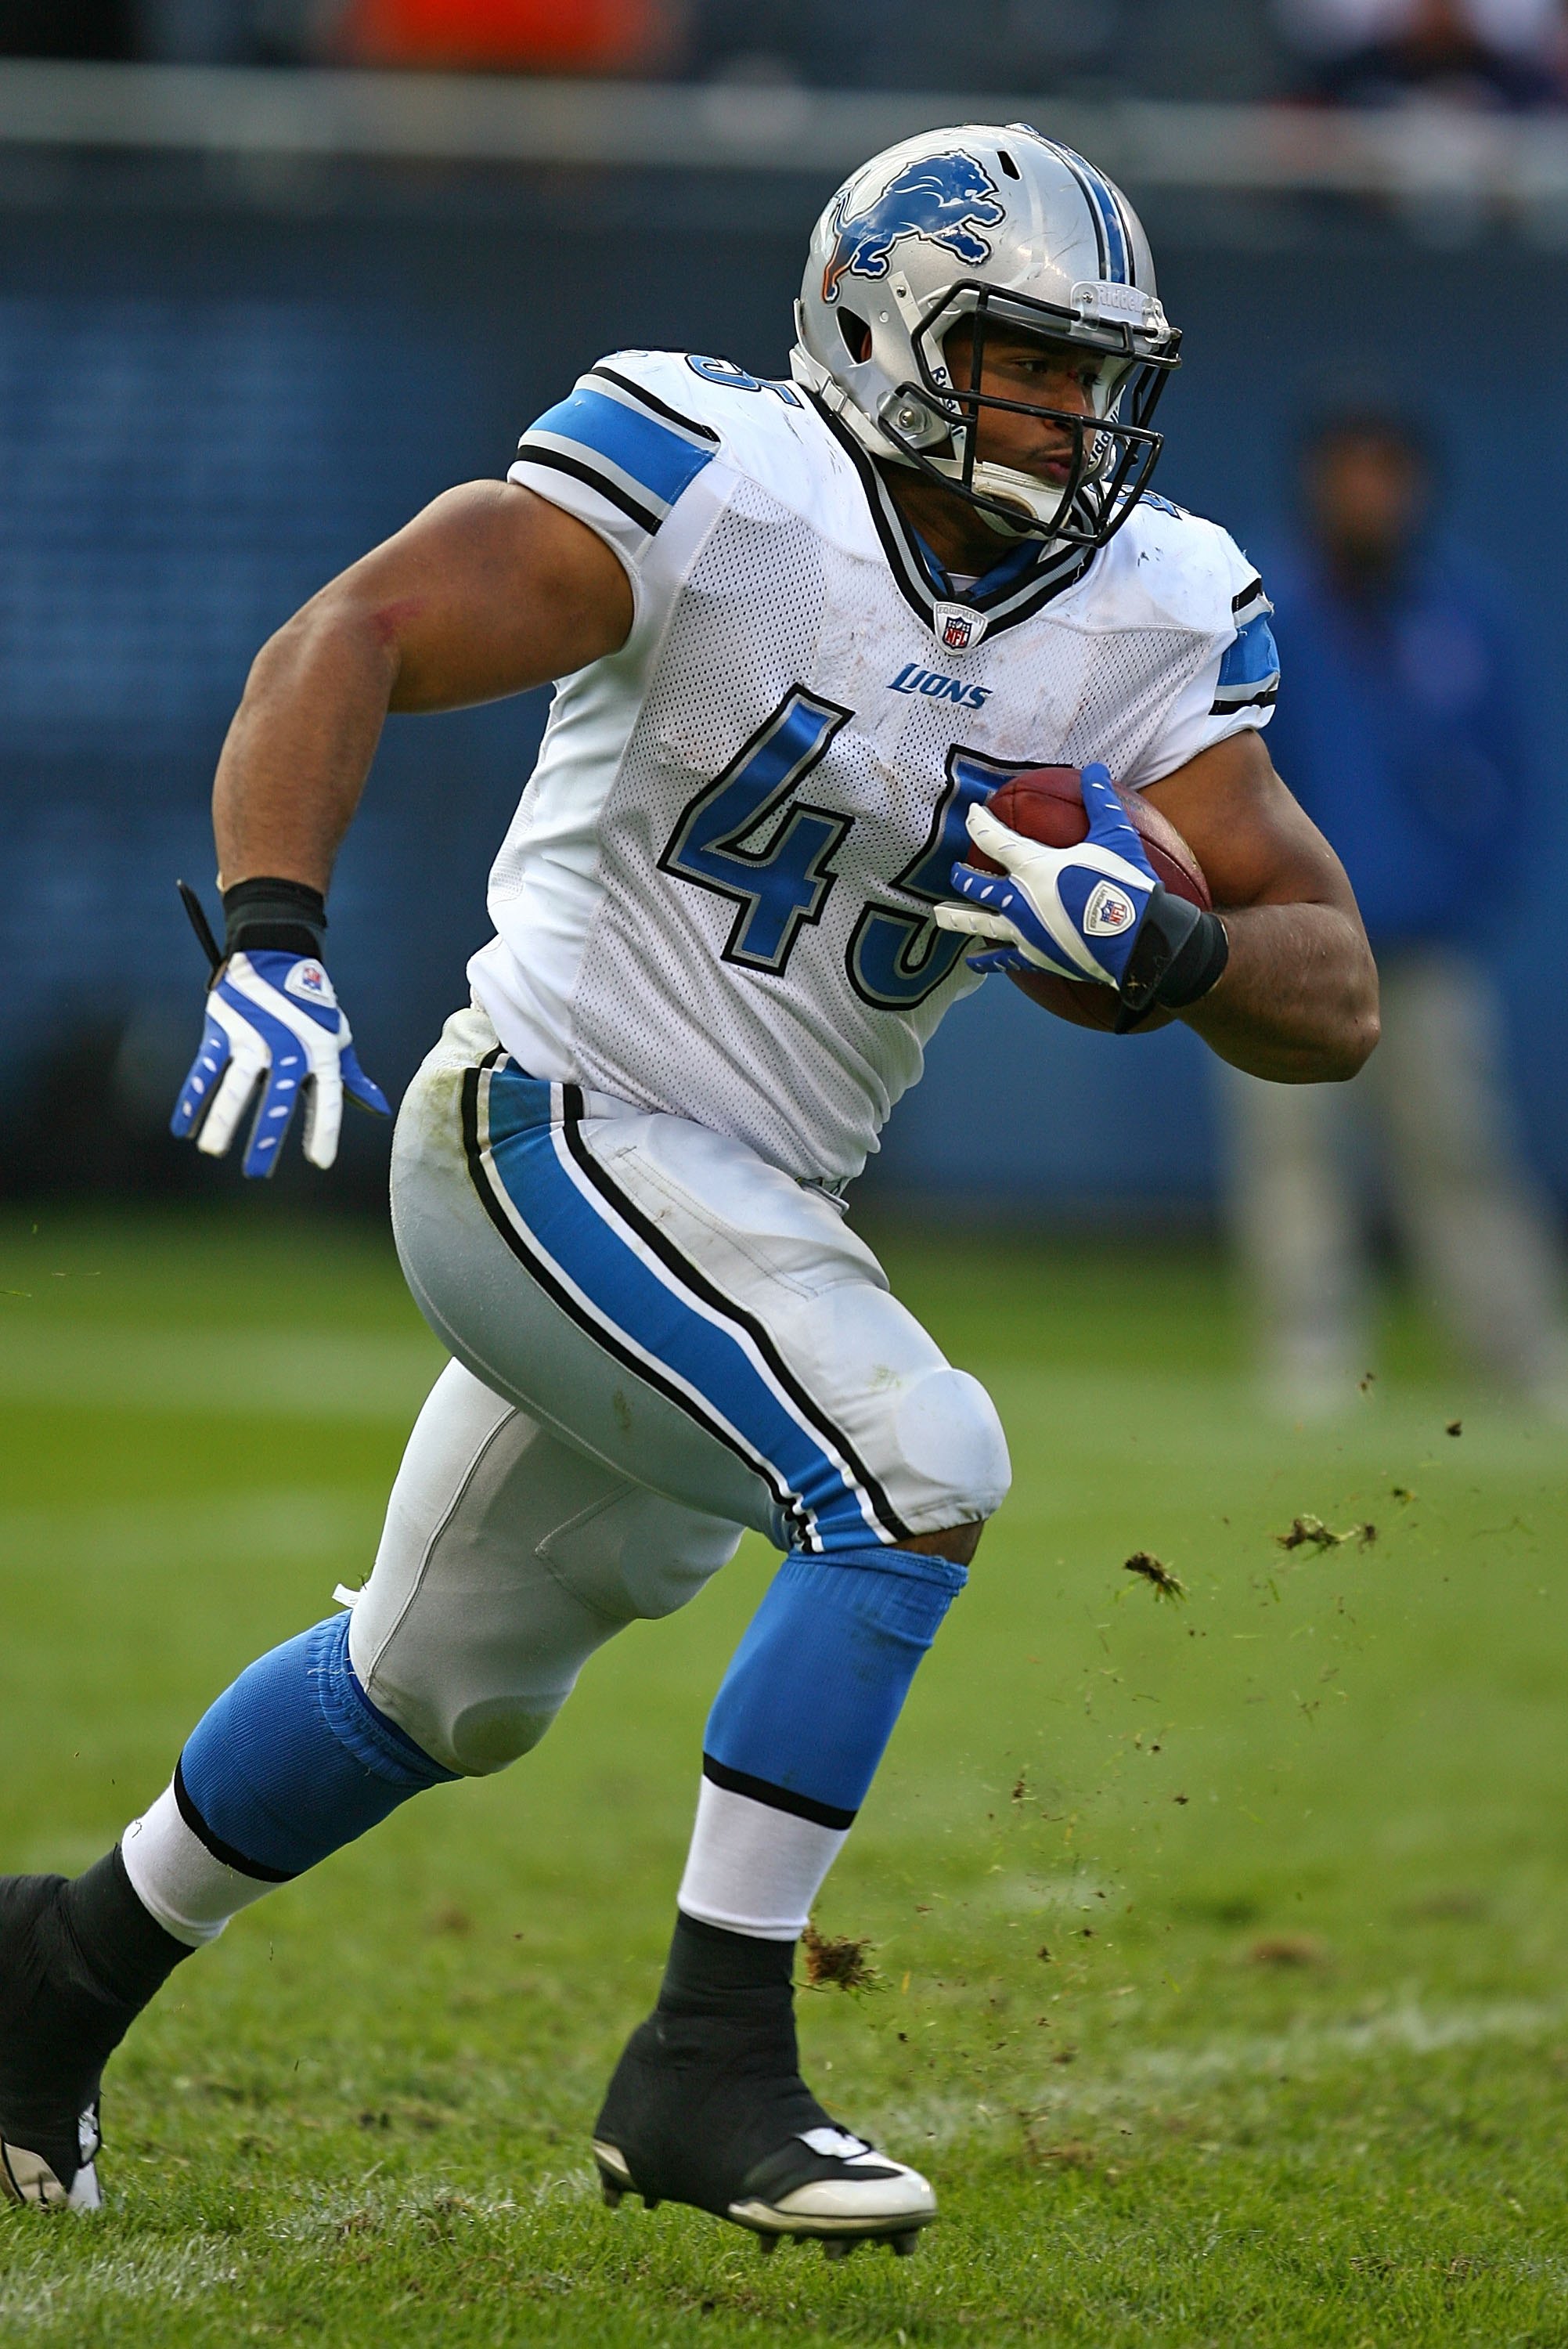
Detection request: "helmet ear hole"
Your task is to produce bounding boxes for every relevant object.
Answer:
[838,310,873,365]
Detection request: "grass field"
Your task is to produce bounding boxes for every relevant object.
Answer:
[2,1204,1566,2347]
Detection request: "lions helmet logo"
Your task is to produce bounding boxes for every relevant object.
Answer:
[823,153,1006,305]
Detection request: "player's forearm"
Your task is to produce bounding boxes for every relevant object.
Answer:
[1179,900,1379,1082]
[212,595,399,893]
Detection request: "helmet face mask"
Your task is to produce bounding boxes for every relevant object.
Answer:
[886,280,1179,544]
[792,124,1181,556]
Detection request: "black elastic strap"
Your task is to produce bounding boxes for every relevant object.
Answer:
[1115,889,1229,1033]
[222,876,327,962]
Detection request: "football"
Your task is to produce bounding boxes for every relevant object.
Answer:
[966,766,1211,1033]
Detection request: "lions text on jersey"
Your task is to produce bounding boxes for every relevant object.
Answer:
[469,350,1278,1185]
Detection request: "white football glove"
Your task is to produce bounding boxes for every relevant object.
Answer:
[170,949,388,1179]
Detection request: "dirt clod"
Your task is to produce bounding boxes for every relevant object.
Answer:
[1249,1934,1328,1968]
[801,1922,878,1993]
[1275,1514,1375,1553]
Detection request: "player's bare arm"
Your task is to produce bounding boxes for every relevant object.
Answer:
[1144,731,1379,1084]
[214,482,632,892]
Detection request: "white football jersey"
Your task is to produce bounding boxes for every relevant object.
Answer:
[467,350,1278,1183]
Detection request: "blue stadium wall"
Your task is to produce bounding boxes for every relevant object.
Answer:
[1,160,1562,1214]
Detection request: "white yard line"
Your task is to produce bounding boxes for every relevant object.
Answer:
[875,1997,1567,2151]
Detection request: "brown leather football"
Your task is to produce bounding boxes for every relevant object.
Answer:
[966,766,1210,1033]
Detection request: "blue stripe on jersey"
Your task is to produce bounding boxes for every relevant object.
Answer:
[476,1063,892,1554]
[521,384,715,514]
[1219,610,1281,690]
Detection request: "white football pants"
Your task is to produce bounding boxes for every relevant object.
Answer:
[345,1005,1010,1777]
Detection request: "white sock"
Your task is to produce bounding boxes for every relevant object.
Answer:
[121,1784,277,1949]
[676,1777,848,1941]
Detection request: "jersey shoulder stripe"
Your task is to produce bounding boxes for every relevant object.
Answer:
[1213,600,1280,714]
[511,358,721,561]
[517,376,716,520]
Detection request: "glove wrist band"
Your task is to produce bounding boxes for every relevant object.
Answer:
[1114,889,1229,1034]
[222,877,327,962]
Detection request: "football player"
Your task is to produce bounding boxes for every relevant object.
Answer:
[0,126,1376,2242]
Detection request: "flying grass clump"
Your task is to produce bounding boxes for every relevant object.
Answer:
[1123,1550,1187,1601]
[1275,1514,1376,1553]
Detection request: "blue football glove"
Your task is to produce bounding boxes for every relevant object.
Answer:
[933,762,1230,1025]
[932,762,1158,988]
[171,947,389,1179]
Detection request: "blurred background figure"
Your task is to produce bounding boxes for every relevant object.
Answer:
[1224,409,1568,1415]
[1273,0,1566,110]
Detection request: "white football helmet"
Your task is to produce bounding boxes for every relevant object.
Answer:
[792,122,1180,547]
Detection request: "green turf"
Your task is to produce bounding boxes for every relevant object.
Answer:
[2,1205,1567,2346]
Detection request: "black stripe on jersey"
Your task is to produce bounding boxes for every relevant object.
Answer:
[459,1058,816,1551]
[702,1752,857,1831]
[807,394,1096,640]
[511,444,663,536]
[173,1755,294,1883]
[1210,679,1279,715]
[1232,575,1266,613]
[589,365,719,443]
[554,1092,914,1547]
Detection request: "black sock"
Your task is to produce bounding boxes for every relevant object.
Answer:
[657,1912,794,2021]
[61,1847,192,2011]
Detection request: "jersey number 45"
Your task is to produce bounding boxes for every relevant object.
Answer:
[658,685,1026,1011]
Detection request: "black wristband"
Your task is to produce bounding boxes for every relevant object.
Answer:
[222,876,327,962]
[1114,889,1229,1034]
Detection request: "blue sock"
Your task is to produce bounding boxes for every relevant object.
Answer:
[701,1545,966,1826]
[176,1613,456,1882]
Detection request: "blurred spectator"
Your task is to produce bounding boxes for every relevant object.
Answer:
[135,1,324,60]
[1274,0,1566,108]
[333,0,678,73]
[679,0,1120,95]
[1224,410,1568,1413]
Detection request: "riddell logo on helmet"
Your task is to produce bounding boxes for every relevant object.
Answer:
[822,153,1005,303]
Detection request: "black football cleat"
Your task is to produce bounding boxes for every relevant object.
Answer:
[0,1853,190,2214]
[592,2005,936,2256]
[0,1876,110,2211]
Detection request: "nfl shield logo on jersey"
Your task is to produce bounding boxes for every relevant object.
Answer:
[935,603,986,651]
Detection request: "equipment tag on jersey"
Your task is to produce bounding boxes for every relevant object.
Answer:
[933,602,987,652]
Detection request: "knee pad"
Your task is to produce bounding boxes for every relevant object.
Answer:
[890,1366,1011,1532]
